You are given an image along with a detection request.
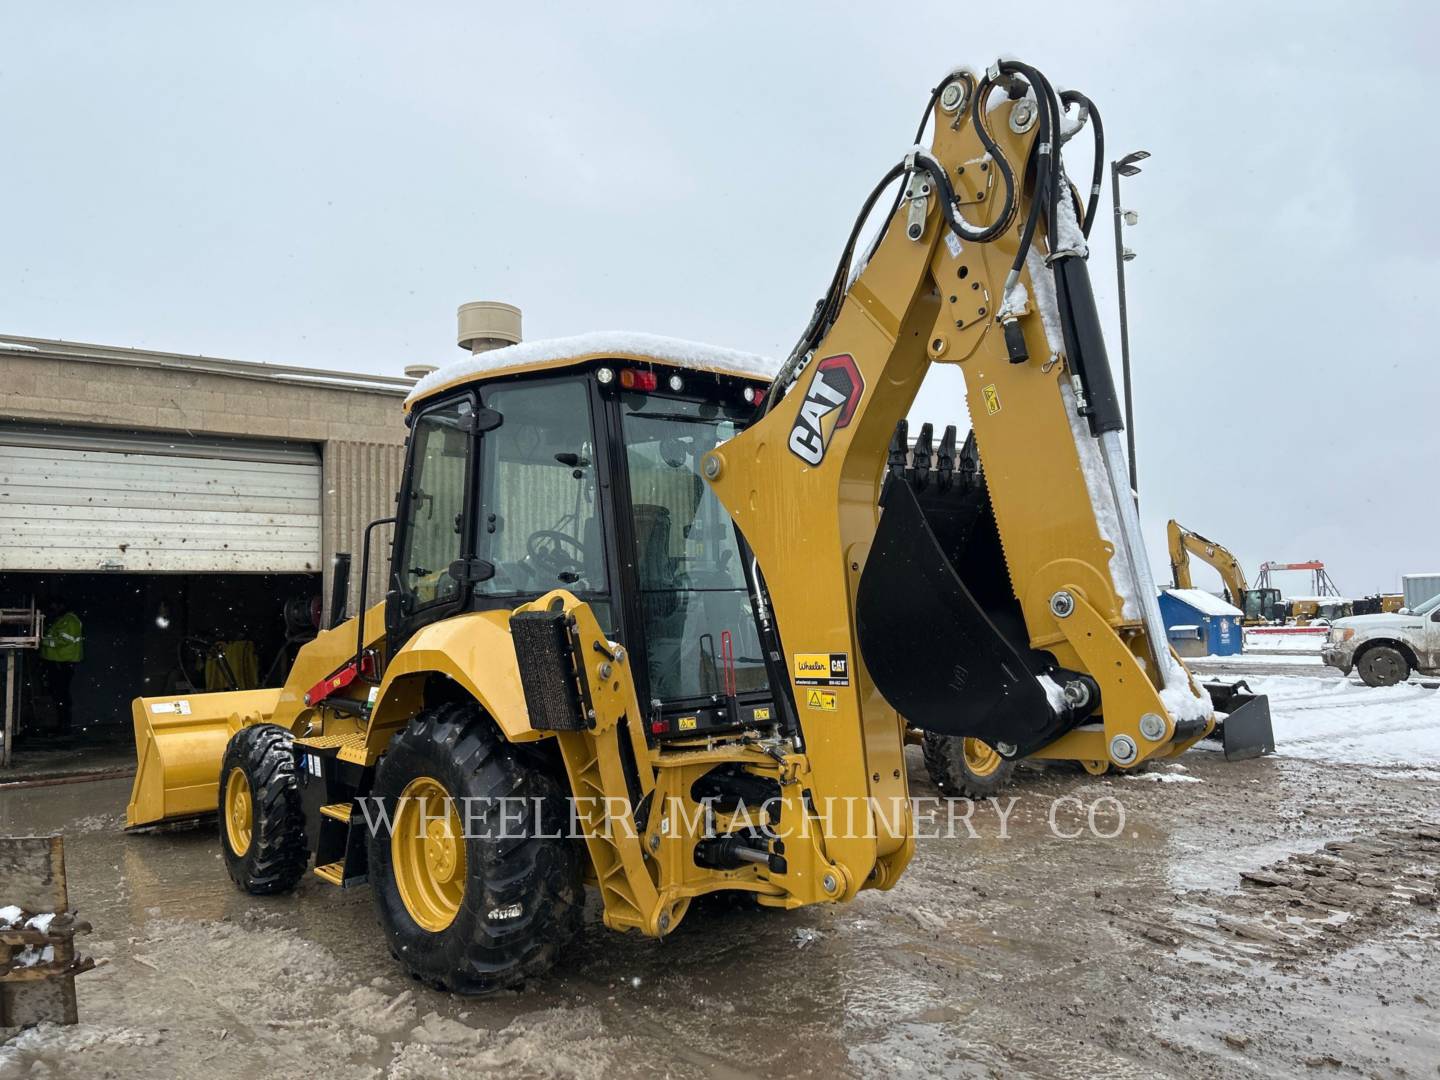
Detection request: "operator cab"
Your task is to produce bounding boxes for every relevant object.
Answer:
[1243,587,1283,624]
[390,336,778,743]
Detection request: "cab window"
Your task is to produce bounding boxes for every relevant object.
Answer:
[621,394,768,703]
[474,380,607,603]
[394,396,472,613]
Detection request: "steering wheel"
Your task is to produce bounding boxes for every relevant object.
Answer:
[526,530,587,578]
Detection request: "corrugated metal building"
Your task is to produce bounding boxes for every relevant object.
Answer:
[1403,574,1440,611]
[0,333,413,756]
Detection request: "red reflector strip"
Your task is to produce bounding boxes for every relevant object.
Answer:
[650,720,668,735]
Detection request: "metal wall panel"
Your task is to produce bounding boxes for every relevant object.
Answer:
[1403,574,1440,611]
[321,438,406,620]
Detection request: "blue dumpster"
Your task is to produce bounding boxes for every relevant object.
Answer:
[1158,588,1244,658]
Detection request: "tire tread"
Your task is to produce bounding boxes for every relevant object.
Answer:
[220,724,309,894]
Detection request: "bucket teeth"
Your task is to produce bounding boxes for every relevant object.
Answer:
[958,429,979,479]
[889,421,978,495]
[887,419,910,481]
[936,425,957,490]
[911,423,933,490]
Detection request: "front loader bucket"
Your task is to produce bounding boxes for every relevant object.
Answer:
[126,689,282,829]
[1202,680,1275,761]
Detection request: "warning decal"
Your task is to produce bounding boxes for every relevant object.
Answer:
[982,384,1001,415]
[805,689,838,712]
[793,652,850,687]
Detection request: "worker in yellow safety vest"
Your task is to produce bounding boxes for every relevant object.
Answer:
[39,599,83,736]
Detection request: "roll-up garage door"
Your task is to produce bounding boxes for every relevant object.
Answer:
[0,426,322,573]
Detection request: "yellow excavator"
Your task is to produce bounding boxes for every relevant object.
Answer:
[1167,519,1283,625]
[127,59,1273,992]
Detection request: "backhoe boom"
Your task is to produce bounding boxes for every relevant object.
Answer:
[707,63,1215,859]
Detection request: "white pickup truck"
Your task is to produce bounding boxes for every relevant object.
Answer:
[1321,592,1440,686]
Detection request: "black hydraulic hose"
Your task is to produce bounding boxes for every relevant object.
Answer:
[878,70,979,241]
[1010,145,1050,281]
[942,72,1019,244]
[970,59,1060,282]
[811,163,909,333]
[770,67,1032,408]
[769,60,1087,413]
[763,161,907,416]
[913,74,952,144]
[788,162,905,366]
[1060,89,1104,237]
[1016,64,1064,256]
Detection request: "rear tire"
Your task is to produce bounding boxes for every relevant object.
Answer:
[219,724,309,894]
[1358,645,1409,687]
[368,701,584,994]
[922,732,1016,798]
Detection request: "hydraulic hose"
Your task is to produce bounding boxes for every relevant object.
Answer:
[1060,89,1104,237]
[770,61,1092,413]
[764,161,907,416]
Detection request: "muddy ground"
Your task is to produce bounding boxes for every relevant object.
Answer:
[1,731,1438,1078]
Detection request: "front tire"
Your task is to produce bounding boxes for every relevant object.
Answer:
[922,732,1016,798]
[1358,645,1409,687]
[368,701,584,994]
[219,724,309,894]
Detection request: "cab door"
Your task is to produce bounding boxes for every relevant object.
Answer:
[469,377,612,626]
[387,392,479,647]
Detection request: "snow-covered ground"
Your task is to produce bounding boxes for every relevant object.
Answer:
[1224,674,1440,768]
[1194,625,1438,767]
[1206,652,1325,666]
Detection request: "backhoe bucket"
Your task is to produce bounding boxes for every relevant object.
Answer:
[125,689,282,829]
[856,476,1068,757]
[1202,680,1275,761]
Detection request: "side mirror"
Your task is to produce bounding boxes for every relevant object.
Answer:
[1400,607,1413,616]
[328,553,352,629]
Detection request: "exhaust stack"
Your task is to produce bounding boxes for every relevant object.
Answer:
[457,300,522,354]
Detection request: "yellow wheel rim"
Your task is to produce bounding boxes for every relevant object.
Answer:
[224,766,253,856]
[962,738,1003,778]
[392,776,467,932]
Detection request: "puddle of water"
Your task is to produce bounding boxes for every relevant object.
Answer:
[1164,833,1345,893]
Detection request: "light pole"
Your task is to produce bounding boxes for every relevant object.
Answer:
[1111,149,1148,496]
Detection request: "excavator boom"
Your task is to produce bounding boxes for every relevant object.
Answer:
[1168,519,1251,605]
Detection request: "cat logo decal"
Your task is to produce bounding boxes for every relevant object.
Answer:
[787,354,864,465]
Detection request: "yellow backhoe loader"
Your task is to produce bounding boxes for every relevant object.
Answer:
[127,59,1273,992]
[1167,520,1283,625]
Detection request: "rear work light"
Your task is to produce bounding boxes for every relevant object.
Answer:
[618,368,658,391]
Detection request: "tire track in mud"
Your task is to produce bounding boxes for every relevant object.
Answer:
[1111,825,1439,966]
[1102,823,1440,1075]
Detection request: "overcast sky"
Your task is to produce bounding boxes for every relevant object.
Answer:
[3,3,1436,596]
